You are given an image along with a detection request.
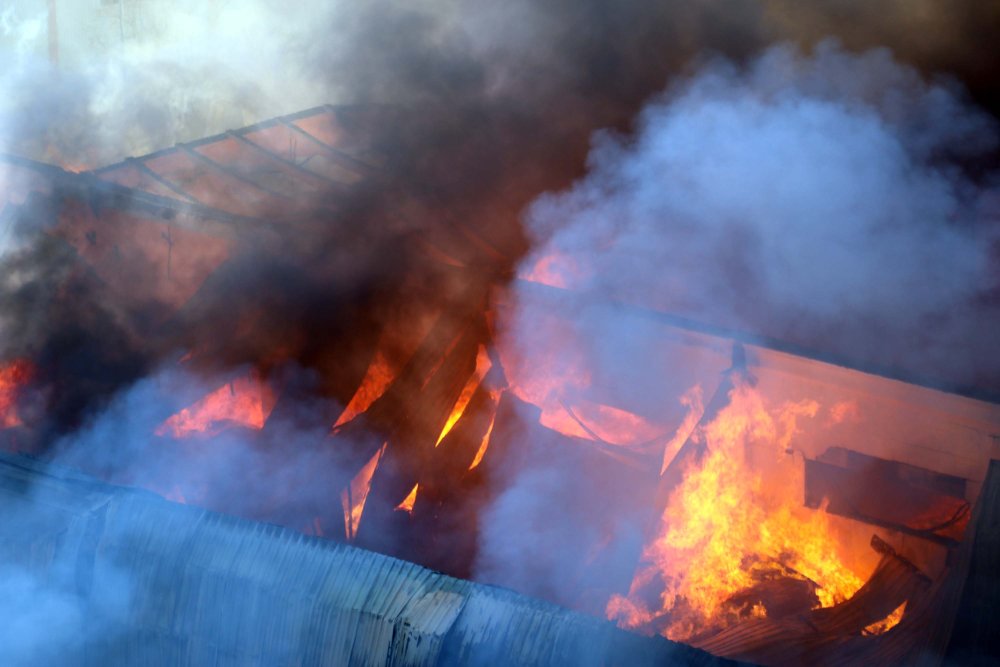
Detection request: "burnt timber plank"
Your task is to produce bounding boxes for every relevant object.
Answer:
[804,448,970,545]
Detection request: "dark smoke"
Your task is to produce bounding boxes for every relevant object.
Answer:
[3,0,996,436]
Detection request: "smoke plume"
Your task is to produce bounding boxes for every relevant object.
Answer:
[484,40,1000,612]
[512,41,1000,397]
[0,2,999,662]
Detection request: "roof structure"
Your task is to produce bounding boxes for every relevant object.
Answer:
[0,451,737,667]
[89,105,378,219]
[1,105,999,665]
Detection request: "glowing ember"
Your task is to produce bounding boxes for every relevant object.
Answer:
[334,350,396,428]
[396,484,419,513]
[0,359,32,429]
[609,381,870,641]
[156,373,274,438]
[341,442,387,540]
[435,345,492,446]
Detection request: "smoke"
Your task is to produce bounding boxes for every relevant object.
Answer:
[0,0,778,439]
[0,565,128,666]
[478,40,1000,612]
[0,465,132,667]
[0,2,999,659]
[49,363,370,536]
[0,0,337,166]
[512,41,1000,396]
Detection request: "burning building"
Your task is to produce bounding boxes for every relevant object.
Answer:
[2,2,1000,666]
[0,100,997,665]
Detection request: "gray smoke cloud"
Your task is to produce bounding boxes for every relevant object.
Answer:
[50,364,367,536]
[0,564,129,666]
[511,41,1000,396]
[0,0,337,166]
[0,464,133,667]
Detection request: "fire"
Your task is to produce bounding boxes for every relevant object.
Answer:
[341,442,387,540]
[496,303,665,446]
[0,359,33,429]
[396,483,419,513]
[435,345,492,446]
[865,601,906,635]
[826,400,860,426]
[519,251,588,289]
[661,385,704,473]
[545,398,665,446]
[468,395,499,470]
[609,381,869,641]
[156,372,274,438]
[334,349,396,428]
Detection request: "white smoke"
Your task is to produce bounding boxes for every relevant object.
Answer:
[0,0,341,166]
[514,41,1000,389]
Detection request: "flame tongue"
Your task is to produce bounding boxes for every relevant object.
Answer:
[156,371,274,438]
[342,442,388,540]
[435,345,492,447]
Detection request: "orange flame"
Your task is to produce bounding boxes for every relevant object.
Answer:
[826,400,860,426]
[0,359,33,429]
[469,394,500,471]
[334,349,397,428]
[436,345,492,446]
[609,381,871,641]
[661,385,704,473]
[396,483,419,513]
[341,442,387,540]
[156,373,274,438]
[865,601,906,635]
[540,398,665,446]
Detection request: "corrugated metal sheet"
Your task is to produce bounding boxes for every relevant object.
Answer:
[0,452,737,666]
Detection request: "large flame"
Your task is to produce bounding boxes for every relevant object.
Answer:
[610,381,870,641]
